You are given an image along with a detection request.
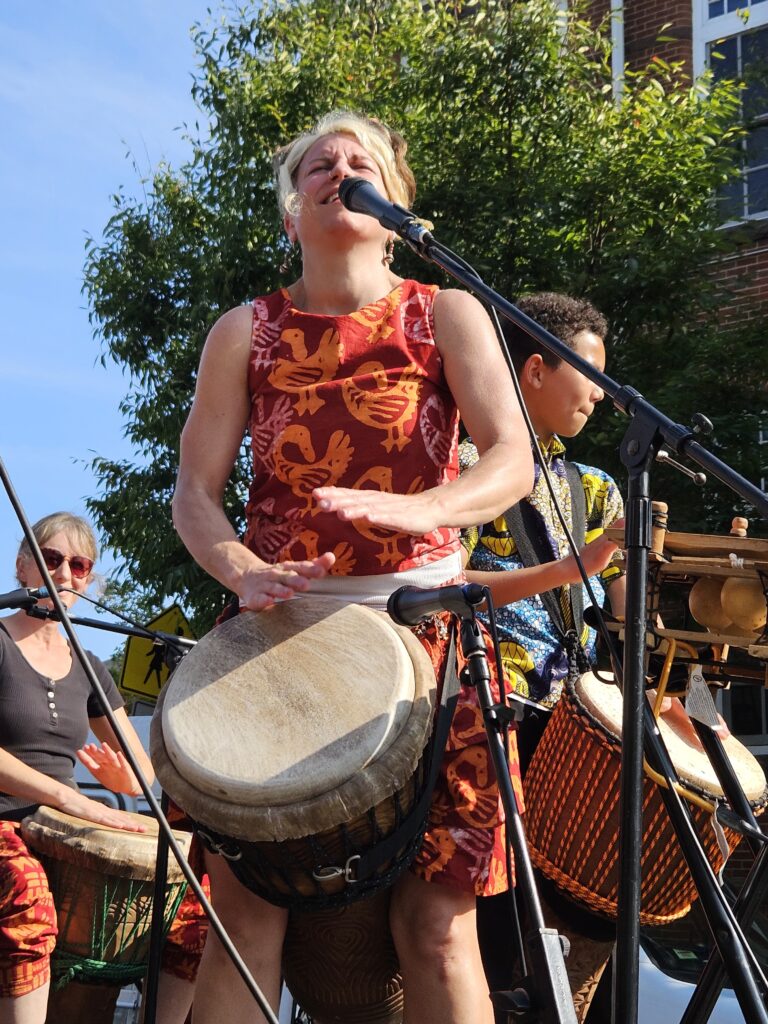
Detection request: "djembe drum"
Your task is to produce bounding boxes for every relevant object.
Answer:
[151,596,438,1023]
[524,671,767,926]
[20,807,191,988]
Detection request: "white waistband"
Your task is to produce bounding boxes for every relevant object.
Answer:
[303,550,464,611]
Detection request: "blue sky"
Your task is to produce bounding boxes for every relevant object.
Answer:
[0,1,219,658]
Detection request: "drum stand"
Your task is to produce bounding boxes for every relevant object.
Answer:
[680,721,768,1024]
[438,587,577,1024]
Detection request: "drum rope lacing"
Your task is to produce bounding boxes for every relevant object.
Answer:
[45,863,187,989]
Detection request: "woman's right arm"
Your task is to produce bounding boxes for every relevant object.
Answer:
[0,747,146,831]
[172,306,334,610]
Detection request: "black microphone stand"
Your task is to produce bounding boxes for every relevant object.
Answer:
[386,222,768,1024]
[25,605,195,658]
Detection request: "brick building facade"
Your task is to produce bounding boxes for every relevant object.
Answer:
[588,0,768,328]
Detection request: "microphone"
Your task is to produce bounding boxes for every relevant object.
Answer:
[338,178,433,251]
[0,587,56,611]
[387,583,486,627]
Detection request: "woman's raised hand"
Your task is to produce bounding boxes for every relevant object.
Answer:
[77,741,143,796]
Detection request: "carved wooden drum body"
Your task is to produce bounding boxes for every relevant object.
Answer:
[152,597,436,908]
[523,672,767,926]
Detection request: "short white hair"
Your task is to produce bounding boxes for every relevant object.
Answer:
[273,110,416,216]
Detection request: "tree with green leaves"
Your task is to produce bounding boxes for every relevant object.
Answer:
[84,0,758,633]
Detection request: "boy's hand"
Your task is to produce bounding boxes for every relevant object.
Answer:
[573,533,619,578]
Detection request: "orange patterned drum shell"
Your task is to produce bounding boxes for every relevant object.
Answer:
[523,674,767,927]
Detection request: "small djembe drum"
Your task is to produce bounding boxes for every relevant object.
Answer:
[523,671,767,926]
[151,596,438,1023]
[21,807,191,988]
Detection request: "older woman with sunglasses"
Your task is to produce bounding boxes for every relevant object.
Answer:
[0,511,153,1024]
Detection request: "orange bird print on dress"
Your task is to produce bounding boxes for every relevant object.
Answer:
[347,467,425,567]
[341,361,423,453]
[268,327,342,415]
[348,286,401,345]
[273,425,354,514]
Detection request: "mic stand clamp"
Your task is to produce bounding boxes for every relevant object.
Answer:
[456,598,576,1024]
[24,605,195,670]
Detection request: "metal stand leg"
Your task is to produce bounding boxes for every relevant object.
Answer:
[458,611,577,1024]
[143,790,171,1024]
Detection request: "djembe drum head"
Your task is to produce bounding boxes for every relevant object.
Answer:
[151,596,437,909]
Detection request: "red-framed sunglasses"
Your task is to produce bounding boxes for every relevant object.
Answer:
[39,547,94,580]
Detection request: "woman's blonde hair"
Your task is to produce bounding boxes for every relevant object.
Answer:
[273,110,416,217]
[16,512,98,579]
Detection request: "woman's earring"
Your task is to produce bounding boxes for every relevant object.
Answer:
[280,243,296,275]
[383,237,395,266]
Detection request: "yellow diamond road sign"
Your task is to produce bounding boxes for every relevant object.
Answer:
[119,604,195,700]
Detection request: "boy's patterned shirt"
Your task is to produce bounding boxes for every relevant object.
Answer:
[460,437,624,708]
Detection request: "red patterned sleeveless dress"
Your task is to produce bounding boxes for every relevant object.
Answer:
[243,280,522,896]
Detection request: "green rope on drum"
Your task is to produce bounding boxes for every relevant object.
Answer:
[46,858,187,991]
[51,952,151,990]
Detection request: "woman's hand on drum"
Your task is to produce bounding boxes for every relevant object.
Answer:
[54,787,147,832]
[77,741,142,796]
[237,552,336,611]
[313,486,443,536]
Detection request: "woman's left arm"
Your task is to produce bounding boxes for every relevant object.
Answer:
[80,708,155,795]
[431,288,533,524]
[314,289,533,533]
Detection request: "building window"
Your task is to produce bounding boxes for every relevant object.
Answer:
[721,682,768,750]
[695,0,768,222]
[708,0,768,19]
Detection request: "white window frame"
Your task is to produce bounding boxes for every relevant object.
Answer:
[694,0,768,222]
[694,0,768,79]
[611,0,625,96]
